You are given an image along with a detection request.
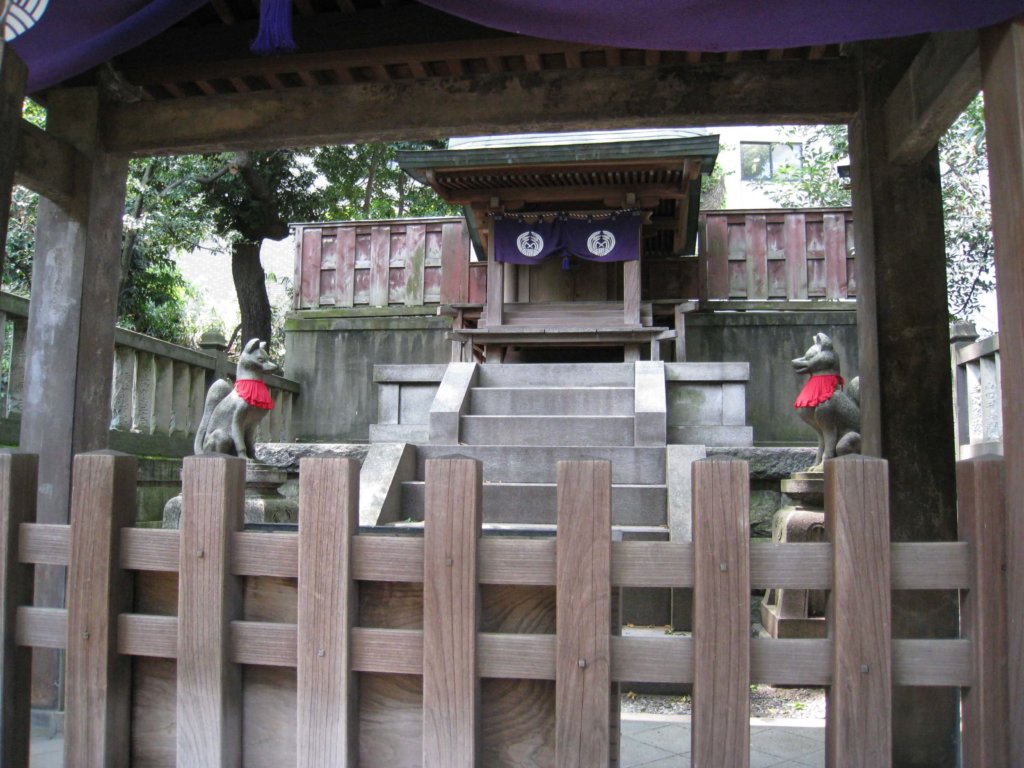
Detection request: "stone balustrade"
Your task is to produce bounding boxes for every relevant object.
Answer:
[0,292,299,455]
[951,322,1002,459]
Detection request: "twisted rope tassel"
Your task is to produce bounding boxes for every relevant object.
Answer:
[251,0,296,55]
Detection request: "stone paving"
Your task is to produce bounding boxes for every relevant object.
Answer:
[33,714,825,767]
[620,713,825,768]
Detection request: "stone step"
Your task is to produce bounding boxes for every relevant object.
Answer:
[380,521,669,540]
[460,415,634,446]
[476,363,635,388]
[400,481,666,526]
[414,445,666,484]
[469,386,634,416]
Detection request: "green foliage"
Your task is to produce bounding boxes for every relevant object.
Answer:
[751,125,851,208]
[4,186,35,296]
[316,142,458,220]
[753,98,993,320]
[198,150,324,242]
[940,96,992,320]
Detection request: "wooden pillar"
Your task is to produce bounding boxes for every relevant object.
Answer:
[485,221,503,327]
[848,41,959,766]
[0,43,26,280]
[980,19,1024,766]
[18,88,129,708]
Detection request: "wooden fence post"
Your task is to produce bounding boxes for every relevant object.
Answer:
[65,451,137,767]
[692,457,750,768]
[177,454,246,767]
[423,458,481,768]
[958,456,1009,767]
[297,458,359,767]
[0,452,37,768]
[555,460,611,768]
[825,456,892,768]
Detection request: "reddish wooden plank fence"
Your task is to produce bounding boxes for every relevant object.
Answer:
[0,451,1010,766]
[294,217,473,310]
[699,209,855,302]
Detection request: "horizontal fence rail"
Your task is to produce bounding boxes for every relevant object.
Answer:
[0,451,1011,767]
[0,292,299,452]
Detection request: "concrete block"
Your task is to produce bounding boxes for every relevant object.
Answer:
[401,481,666,526]
[666,444,706,543]
[360,442,417,526]
[477,362,634,388]
[721,383,748,426]
[664,362,751,382]
[460,415,634,446]
[414,445,666,484]
[369,424,429,443]
[427,362,477,443]
[668,425,753,447]
[634,361,667,446]
[469,386,634,416]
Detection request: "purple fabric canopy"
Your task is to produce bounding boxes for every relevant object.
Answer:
[7,0,1024,94]
[9,0,207,93]
[419,0,1024,52]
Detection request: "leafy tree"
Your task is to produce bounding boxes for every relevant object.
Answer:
[754,97,993,320]
[316,142,458,220]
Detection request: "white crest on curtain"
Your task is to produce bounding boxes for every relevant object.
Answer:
[3,0,49,42]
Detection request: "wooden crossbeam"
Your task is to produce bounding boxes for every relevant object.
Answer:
[14,121,79,210]
[104,58,857,154]
[884,30,980,165]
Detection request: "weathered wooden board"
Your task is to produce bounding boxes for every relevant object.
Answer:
[556,461,612,768]
[0,453,35,768]
[980,22,1024,766]
[65,452,137,767]
[692,458,750,767]
[423,459,481,767]
[745,214,768,300]
[177,455,246,766]
[825,456,892,767]
[299,228,322,309]
[297,458,358,767]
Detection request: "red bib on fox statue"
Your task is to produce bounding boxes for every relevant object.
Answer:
[793,374,845,409]
[235,379,275,410]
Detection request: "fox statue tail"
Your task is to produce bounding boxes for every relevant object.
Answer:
[193,378,234,455]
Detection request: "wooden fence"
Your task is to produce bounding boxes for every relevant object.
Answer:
[0,292,299,452]
[291,210,855,315]
[0,451,1009,766]
[699,208,856,303]
[293,217,478,310]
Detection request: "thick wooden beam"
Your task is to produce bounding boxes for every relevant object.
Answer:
[884,31,980,165]
[103,58,857,155]
[18,88,128,708]
[849,39,960,767]
[14,121,79,211]
[980,19,1024,767]
[0,44,27,283]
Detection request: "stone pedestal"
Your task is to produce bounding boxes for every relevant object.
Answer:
[760,470,827,639]
[162,462,298,528]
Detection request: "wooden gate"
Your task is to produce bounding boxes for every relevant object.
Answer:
[0,451,1009,766]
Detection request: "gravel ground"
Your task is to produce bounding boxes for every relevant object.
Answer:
[621,685,826,720]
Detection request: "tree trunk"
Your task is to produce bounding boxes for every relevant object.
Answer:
[231,240,273,348]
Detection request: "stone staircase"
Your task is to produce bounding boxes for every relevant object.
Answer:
[396,362,671,532]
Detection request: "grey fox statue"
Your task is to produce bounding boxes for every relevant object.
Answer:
[194,338,278,459]
[792,332,861,471]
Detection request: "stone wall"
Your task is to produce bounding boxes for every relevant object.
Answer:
[684,310,858,444]
[284,308,452,441]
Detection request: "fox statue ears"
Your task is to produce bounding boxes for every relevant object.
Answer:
[243,338,268,354]
[813,333,834,350]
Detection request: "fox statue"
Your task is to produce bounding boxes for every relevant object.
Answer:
[194,338,278,459]
[792,332,861,471]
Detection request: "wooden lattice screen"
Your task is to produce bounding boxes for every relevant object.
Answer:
[0,451,1009,766]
